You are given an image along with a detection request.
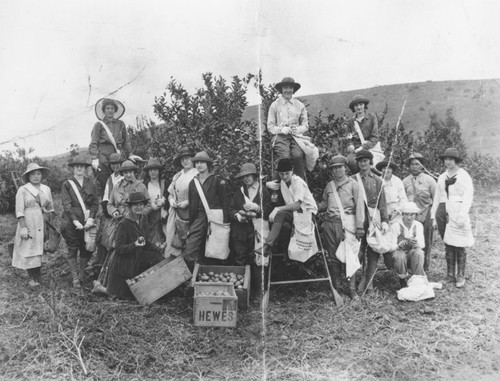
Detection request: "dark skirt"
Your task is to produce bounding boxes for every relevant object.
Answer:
[148,209,165,245]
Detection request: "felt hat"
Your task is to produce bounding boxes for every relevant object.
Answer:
[276,158,294,172]
[21,163,50,183]
[143,158,163,171]
[126,192,148,205]
[192,151,213,164]
[109,153,123,165]
[274,77,301,93]
[236,163,258,178]
[329,155,348,167]
[68,154,92,168]
[400,201,421,214]
[173,146,195,167]
[376,156,398,172]
[349,95,370,112]
[405,152,426,166]
[118,160,139,173]
[95,98,125,121]
[439,147,463,163]
[355,149,373,161]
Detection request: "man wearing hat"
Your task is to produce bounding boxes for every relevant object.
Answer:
[352,149,389,293]
[387,201,426,288]
[345,95,383,173]
[377,156,408,223]
[267,77,309,180]
[403,153,437,272]
[184,151,229,267]
[89,98,140,195]
[60,154,99,287]
[317,155,365,297]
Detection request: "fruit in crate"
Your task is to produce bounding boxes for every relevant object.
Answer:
[196,271,244,287]
[197,290,231,296]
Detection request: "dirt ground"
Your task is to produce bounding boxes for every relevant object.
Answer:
[0,190,499,380]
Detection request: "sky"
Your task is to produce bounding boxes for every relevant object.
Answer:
[1,0,500,157]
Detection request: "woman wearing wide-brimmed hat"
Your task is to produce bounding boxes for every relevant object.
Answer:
[142,158,169,246]
[345,95,384,173]
[89,98,140,195]
[376,156,408,223]
[164,147,198,258]
[12,163,55,288]
[104,192,164,300]
[267,76,309,180]
[431,148,474,288]
[60,154,99,288]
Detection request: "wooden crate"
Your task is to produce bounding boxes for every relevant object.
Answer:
[193,284,238,327]
[126,256,192,305]
[191,264,250,308]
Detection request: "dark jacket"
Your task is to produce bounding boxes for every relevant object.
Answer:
[229,185,273,241]
[346,112,379,150]
[61,176,99,224]
[188,173,229,224]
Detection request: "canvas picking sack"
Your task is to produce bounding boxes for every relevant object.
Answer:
[353,120,384,165]
[292,134,319,171]
[43,213,62,253]
[194,179,230,260]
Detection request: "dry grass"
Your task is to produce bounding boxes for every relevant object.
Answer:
[0,191,499,380]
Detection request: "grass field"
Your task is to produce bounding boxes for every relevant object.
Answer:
[1,190,499,380]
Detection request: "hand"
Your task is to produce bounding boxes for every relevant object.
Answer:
[381,222,389,234]
[432,218,438,229]
[408,238,418,247]
[266,181,280,191]
[235,213,247,222]
[91,158,99,170]
[290,126,298,134]
[177,200,189,209]
[135,237,146,247]
[346,145,355,153]
[280,126,291,135]
[243,202,260,212]
[73,220,84,230]
[84,218,95,230]
[20,227,29,240]
[112,211,121,219]
[128,154,144,163]
[398,240,410,250]
[269,207,280,223]
[155,197,165,207]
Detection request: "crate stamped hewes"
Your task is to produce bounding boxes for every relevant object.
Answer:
[194,283,238,327]
[191,264,250,308]
[126,256,192,305]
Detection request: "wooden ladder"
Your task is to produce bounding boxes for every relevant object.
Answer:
[11,171,22,191]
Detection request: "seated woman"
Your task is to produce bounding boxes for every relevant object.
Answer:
[105,192,164,300]
[387,201,426,288]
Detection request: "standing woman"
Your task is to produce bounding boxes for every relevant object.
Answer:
[12,163,55,288]
[142,158,168,246]
[164,147,198,258]
[432,148,474,288]
[60,155,98,288]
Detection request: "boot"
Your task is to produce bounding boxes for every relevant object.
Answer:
[348,276,359,300]
[441,245,456,284]
[330,262,343,290]
[399,277,408,289]
[27,268,40,288]
[456,248,466,288]
[79,256,89,285]
[251,266,264,304]
[66,254,80,288]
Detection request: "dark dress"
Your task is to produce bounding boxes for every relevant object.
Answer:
[106,212,163,299]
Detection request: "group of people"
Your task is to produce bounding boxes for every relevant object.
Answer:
[11,77,475,302]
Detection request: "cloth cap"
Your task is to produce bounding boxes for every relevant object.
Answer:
[68,154,92,168]
[119,160,139,173]
[173,146,195,167]
[143,158,163,171]
[355,149,373,161]
[376,156,398,171]
[329,155,348,167]
[276,158,294,172]
[21,163,50,184]
[405,153,426,166]
[274,77,301,93]
[401,201,421,214]
[109,153,123,164]
[127,192,148,205]
[349,95,370,112]
[236,163,258,178]
[439,147,463,163]
[95,98,125,121]
[192,151,213,164]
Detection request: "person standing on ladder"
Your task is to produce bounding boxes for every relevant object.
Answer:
[403,153,437,272]
[267,77,308,180]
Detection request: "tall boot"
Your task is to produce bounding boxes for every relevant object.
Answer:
[27,268,40,288]
[456,248,466,288]
[441,245,456,284]
[330,262,343,290]
[65,253,80,288]
[79,256,90,285]
[251,265,264,302]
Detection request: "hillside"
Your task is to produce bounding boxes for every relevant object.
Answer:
[243,79,500,157]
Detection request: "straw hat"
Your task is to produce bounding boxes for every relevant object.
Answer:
[439,147,463,163]
[405,152,426,166]
[95,98,125,121]
[173,146,195,167]
[21,163,50,183]
[192,151,213,164]
[236,163,258,178]
[126,192,148,205]
[400,201,421,214]
[376,156,398,172]
[143,158,163,171]
[329,155,348,167]
[349,95,370,112]
[118,160,139,173]
[68,154,92,168]
[274,77,301,93]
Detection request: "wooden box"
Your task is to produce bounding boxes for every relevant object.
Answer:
[191,264,250,308]
[193,284,238,327]
[127,256,192,305]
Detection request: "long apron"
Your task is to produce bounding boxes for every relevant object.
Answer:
[12,206,45,269]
